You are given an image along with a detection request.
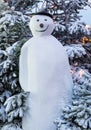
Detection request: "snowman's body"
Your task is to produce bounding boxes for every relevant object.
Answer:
[19,14,73,130]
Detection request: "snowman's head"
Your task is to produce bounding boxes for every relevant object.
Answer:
[29,14,54,37]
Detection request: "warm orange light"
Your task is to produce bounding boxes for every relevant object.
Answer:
[81,36,91,44]
[82,36,88,44]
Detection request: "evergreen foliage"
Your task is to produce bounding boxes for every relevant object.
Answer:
[64,44,87,65]
[1,123,22,130]
[0,11,30,49]
[55,68,91,130]
[42,0,88,42]
[5,0,90,42]
[0,0,91,130]
[0,10,31,129]
[0,1,8,13]
[4,0,31,13]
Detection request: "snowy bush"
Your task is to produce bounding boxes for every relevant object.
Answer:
[0,11,31,49]
[1,123,22,130]
[69,22,86,35]
[0,10,31,128]
[0,1,90,129]
[64,44,87,62]
[55,69,91,130]
[0,40,28,125]
[55,23,65,32]
[0,1,8,13]
[4,92,29,122]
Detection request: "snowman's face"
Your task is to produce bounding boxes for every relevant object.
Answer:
[29,15,54,37]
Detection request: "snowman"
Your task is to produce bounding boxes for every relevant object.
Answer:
[19,11,73,130]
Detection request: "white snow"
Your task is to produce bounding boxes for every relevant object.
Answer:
[29,15,55,37]
[0,11,30,26]
[19,15,73,130]
[64,44,86,60]
[80,6,91,25]
[1,123,22,130]
[69,22,86,34]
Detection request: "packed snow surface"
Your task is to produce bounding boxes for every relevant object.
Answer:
[19,15,73,130]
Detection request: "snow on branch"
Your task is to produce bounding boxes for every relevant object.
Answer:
[55,69,91,130]
[4,92,29,122]
[1,123,22,130]
[69,22,86,34]
[64,44,86,60]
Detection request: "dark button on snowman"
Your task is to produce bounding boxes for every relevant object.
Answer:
[19,10,73,130]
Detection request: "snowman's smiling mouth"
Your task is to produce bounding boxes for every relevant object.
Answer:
[36,25,49,32]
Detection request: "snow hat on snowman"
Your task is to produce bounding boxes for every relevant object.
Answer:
[29,9,54,36]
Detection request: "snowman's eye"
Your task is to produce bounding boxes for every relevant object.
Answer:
[37,19,39,22]
[44,19,47,21]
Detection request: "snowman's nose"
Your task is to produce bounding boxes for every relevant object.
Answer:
[40,23,44,28]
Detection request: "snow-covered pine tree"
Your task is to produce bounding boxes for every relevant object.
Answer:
[35,0,91,69]
[42,0,88,43]
[0,0,91,130]
[18,0,90,43]
[0,10,31,129]
[4,0,31,13]
[0,11,31,49]
[64,43,89,66]
[31,0,90,43]
[54,41,91,129]
[55,68,91,130]
[0,1,9,13]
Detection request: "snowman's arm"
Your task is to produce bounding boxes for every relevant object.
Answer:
[19,45,29,91]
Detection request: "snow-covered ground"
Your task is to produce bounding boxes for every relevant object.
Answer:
[80,6,91,25]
